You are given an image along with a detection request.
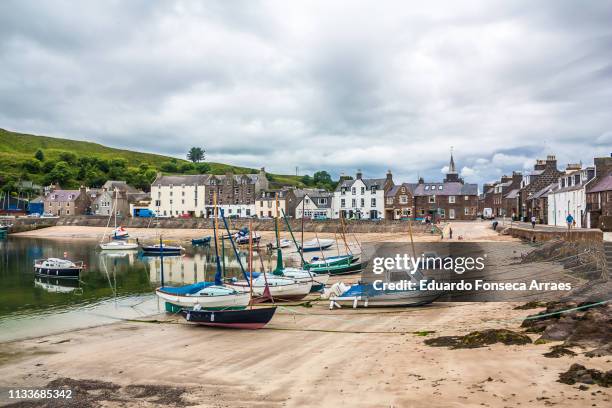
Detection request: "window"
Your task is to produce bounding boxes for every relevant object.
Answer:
[371,186,377,193]
[246,209,250,216]
[440,209,445,218]
[181,199,185,204]
[319,198,327,205]
[438,185,442,190]
[268,211,272,217]
[464,195,469,201]
[182,191,185,196]
[361,187,365,194]
[341,199,346,208]
[449,195,455,203]
[403,208,412,216]
[341,187,347,195]
[360,198,365,207]
[170,191,173,196]
[420,209,425,216]
[352,199,356,207]
[399,195,408,204]
[66,209,70,215]
[352,187,356,195]
[170,199,173,205]
[428,195,435,203]
[425,186,429,190]
[574,174,580,185]
[464,207,469,215]
[386,197,393,205]
[371,198,376,207]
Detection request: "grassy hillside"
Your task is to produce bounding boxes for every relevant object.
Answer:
[0,128,305,191]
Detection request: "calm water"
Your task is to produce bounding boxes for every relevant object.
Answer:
[0,236,284,341]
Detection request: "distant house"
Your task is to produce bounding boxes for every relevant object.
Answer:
[93,180,147,217]
[333,171,394,219]
[43,187,91,216]
[586,155,612,229]
[518,156,563,221]
[385,183,417,220]
[295,191,334,219]
[412,153,479,221]
[255,189,288,218]
[492,172,522,218]
[547,166,595,228]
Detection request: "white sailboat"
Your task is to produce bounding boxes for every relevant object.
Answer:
[99,189,136,250]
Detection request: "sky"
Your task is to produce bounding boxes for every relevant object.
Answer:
[1,0,611,187]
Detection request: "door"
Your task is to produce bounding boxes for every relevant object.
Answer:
[449,209,455,219]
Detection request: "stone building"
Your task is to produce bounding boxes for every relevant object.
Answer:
[204,168,269,218]
[43,186,91,216]
[385,183,417,220]
[586,155,612,229]
[518,156,563,221]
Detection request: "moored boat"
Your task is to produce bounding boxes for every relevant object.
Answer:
[308,260,368,275]
[99,240,139,250]
[225,274,313,301]
[141,243,184,255]
[181,306,277,329]
[304,254,358,269]
[299,238,335,252]
[191,236,212,246]
[34,258,83,278]
[156,283,250,310]
[112,226,129,240]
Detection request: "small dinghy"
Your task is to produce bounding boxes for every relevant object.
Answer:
[191,236,212,246]
[34,258,83,278]
[299,238,335,252]
[112,226,129,240]
[182,306,277,329]
[273,238,293,249]
[99,240,139,250]
[274,267,329,292]
[156,283,250,311]
[305,254,358,269]
[141,243,184,255]
[236,231,261,245]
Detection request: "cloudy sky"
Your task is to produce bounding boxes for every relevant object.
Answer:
[1,0,611,186]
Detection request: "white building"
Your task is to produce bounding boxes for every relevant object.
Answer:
[295,191,333,219]
[332,171,394,219]
[255,190,288,218]
[150,174,209,217]
[547,166,595,228]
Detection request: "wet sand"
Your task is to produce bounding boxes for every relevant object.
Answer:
[0,302,609,407]
[5,223,606,406]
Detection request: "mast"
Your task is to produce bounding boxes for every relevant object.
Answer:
[273,194,283,275]
[159,235,164,287]
[220,209,250,283]
[248,218,254,308]
[300,197,305,260]
[212,192,222,285]
[281,209,305,266]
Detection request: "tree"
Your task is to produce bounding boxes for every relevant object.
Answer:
[34,149,44,161]
[45,161,75,187]
[196,162,211,173]
[313,171,332,185]
[58,151,77,165]
[160,161,179,173]
[22,158,41,173]
[187,147,205,163]
[301,175,313,186]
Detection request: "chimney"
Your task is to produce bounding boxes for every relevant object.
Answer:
[546,155,557,170]
[500,175,512,183]
[356,169,362,180]
[534,159,546,171]
[260,167,266,174]
[594,156,612,178]
[512,171,522,184]
[386,170,393,182]
[418,177,424,184]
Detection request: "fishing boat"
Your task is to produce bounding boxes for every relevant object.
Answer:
[34,258,83,278]
[141,243,184,255]
[299,238,335,252]
[235,231,261,245]
[156,283,250,311]
[181,306,276,329]
[99,240,139,250]
[191,236,212,246]
[112,226,129,240]
[278,267,329,292]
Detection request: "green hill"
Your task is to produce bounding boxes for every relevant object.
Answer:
[0,128,305,191]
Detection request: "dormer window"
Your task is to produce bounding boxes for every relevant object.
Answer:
[438,185,443,190]
[425,186,429,190]
[371,186,376,193]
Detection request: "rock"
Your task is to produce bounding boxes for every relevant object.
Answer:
[558,364,612,388]
[424,329,532,349]
[544,345,577,358]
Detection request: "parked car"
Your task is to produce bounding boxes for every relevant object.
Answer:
[41,213,59,218]
[27,213,41,218]
[178,213,192,219]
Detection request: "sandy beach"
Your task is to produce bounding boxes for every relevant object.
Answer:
[2,222,609,407]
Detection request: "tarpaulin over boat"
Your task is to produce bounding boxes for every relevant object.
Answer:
[159,282,213,295]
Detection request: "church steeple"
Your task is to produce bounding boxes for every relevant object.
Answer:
[448,146,457,174]
[444,147,460,183]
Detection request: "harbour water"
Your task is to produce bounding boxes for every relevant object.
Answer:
[0,236,282,341]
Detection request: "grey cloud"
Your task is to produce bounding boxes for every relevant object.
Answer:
[0,0,611,186]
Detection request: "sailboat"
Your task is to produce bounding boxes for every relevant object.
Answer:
[155,194,249,311]
[181,212,277,328]
[100,190,137,250]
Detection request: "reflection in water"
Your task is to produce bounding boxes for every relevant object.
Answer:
[0,236,285,341]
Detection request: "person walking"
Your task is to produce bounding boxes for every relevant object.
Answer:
[566,213,574,231]
[449,227,453,239]
[531,216,537,229]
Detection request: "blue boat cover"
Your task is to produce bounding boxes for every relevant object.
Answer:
[160,282,214,295]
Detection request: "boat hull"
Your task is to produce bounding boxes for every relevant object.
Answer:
[156,288,250,309]
[309,261,367,275]
[34,267,81,278]
[181,307,277,329]
[225,280,313,301]
[331,290,443,308]
[100,242,139,250]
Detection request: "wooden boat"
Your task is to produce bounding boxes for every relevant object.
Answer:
[156,283,250,310]
[308,260,368,275]
[191,236,212,246]
[181,306,277,329]
[273,238,293,249]
[141,243,184,255]
[99,240,139,250]
[299,238,335,252]
[304,254,358,269]
[34,258,83,278]
[276,267,329,292]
